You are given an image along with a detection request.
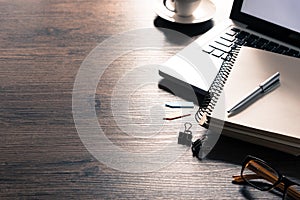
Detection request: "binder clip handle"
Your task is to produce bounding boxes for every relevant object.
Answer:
[191,134,208,159]
[184,122,192,132]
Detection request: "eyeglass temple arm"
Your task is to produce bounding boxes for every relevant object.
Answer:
[232,174,257,183]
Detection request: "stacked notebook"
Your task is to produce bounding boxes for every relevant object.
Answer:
[196,46,300,155]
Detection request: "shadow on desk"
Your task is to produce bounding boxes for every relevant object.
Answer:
[158,78,300,180]
[154,16,214,37]
[207,135,300,180]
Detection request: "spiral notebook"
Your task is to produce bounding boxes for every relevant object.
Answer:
[196,46,300,155]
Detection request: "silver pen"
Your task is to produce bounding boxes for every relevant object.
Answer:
[227,72,280,115]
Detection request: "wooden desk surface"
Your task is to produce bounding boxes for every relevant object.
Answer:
[0,0,299,199]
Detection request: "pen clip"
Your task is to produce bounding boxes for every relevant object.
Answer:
[259,72,280,92]
[263,79,281,94]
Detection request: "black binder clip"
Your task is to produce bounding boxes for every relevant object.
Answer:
[178,122,193,147]
[191,134,207,160]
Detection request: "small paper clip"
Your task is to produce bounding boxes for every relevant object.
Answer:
[178,122,193,147]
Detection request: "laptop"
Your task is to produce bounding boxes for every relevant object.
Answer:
[159,0,300,95]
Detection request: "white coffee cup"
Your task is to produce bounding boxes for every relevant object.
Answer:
[163,0,202,17]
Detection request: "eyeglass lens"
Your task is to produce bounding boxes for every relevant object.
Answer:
[242,159,280,191]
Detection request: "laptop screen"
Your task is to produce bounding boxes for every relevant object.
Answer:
[230,0,300,47]
[241,0,300,33]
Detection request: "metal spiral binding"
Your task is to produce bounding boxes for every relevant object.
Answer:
[195,45,241,128]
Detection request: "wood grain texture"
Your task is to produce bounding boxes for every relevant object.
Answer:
[0,0,299,199]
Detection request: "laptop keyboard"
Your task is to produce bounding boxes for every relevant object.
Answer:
[203,27,300,60]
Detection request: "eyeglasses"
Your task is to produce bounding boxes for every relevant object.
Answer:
[232,155,300,200]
